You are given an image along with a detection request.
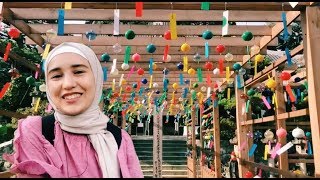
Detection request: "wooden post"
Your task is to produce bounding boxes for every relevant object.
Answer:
[302,6,320,177]
[274,69,289,177]
[191,105,197,178]
[235,78,253,177]
[213,104,221,178]
[153,105,163,178]
[199,106,204,178]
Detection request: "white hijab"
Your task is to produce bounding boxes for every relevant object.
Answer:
[44,42,120,178]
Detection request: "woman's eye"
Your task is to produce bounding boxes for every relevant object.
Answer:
[74,70,84,74]
[51,74,62,79]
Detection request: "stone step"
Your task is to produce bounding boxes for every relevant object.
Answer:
[139,155,187,161]
[140,164,187,170]
[137,151,186,156]
[144,174,188,178]
[139,160,187,165]
[133,143,187,147]
[134,146,187,151]
[143,169,187,176]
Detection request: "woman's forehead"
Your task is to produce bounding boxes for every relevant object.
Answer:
[47,52,91,70]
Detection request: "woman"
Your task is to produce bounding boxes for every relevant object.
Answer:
[4,42,143,178]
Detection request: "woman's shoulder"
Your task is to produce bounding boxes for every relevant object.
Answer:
[16,116,44,139]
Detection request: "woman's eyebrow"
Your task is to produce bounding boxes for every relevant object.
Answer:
[48,64,89,74]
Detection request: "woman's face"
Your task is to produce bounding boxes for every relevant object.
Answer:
[47,53,96,116]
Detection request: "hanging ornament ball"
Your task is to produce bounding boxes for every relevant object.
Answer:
[242,31,254,41]
[177,62,184,70]
[163,68,169,75]
[305,131,311,138]
[188,68,196,76]
[255,54,264,63]
[193,83,199,88]
[184,79,190,84]
[132,83,138,89]
[45,29,57,39]
[180,43,191,52]
[8,68,20,78]
[132,53,141,62]
[292,127,305,138]
[141,78,148,84]
[215,44,226,54]
[250,45,260,55]
[244,171,254,178]
[238,68,246,75]
[155,89,161,94]
[101,53,110,62]
[85,30,97,40]
[214,83,219,88]
[197,92,204,98]
[280,71,291,81]
[110,68,119,76]
[266,79,277,89]
[39,83,46,92]
[137,68,145,75]
[146,44,156,53]
[193,53,201,62]
[294,77,301,83]
[202,30,213,40]
[121,79,127,85]
[164,78,169,84]
[150,63,157,70]
[153,83,159,88]
[26,76,36,86]
[8,27,21,39]
[164,30,171,40]
[163,54,172,62]
[213,68,220,75]
[201,86,207,92]
[233,63,241,71]
[204,62,214,71]
[172,83,179,90]
[113,43,122,54]
[240,93,248,100]
[247,88,255,96]
[256,83,266,93]
[276,127,287,138]
[125,29,135,40]
[121,63,130,70]
[225,53,234,62]
[125,86,132,92]
[264,129,274,140]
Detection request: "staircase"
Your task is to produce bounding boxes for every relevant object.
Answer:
[132,136,188,178]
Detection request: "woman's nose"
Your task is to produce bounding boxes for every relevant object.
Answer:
[62,75,77,89]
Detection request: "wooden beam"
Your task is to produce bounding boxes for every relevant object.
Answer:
[0,46,37,71]
[212,106,221,178]
[28,24,272,36]
[0,109,27,119]
[10,8,296,22]
[2,8,45,47]
[4,2,311,11]
[26,35,278,47]
[98,54,244,62]
[219,10,300,88]
[303,6,320,177]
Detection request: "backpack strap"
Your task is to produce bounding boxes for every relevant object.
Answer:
[42,114,56,146]
[106,122,122,149]
[41,115,122,149]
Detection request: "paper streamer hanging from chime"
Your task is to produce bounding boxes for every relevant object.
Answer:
[169,13,177,40]
[135,2,143,17]
[57,9,65,36]
[201,2,210,10]
[222,10,229,36]
[64,2,72,9]
[0,82,11,99]
[113,9,120,35]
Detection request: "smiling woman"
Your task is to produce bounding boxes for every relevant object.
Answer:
[3,42,143,178]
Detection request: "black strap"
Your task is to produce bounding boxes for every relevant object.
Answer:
[42,114,56,146]
[41,115,121,149]
[106,122,122,149]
